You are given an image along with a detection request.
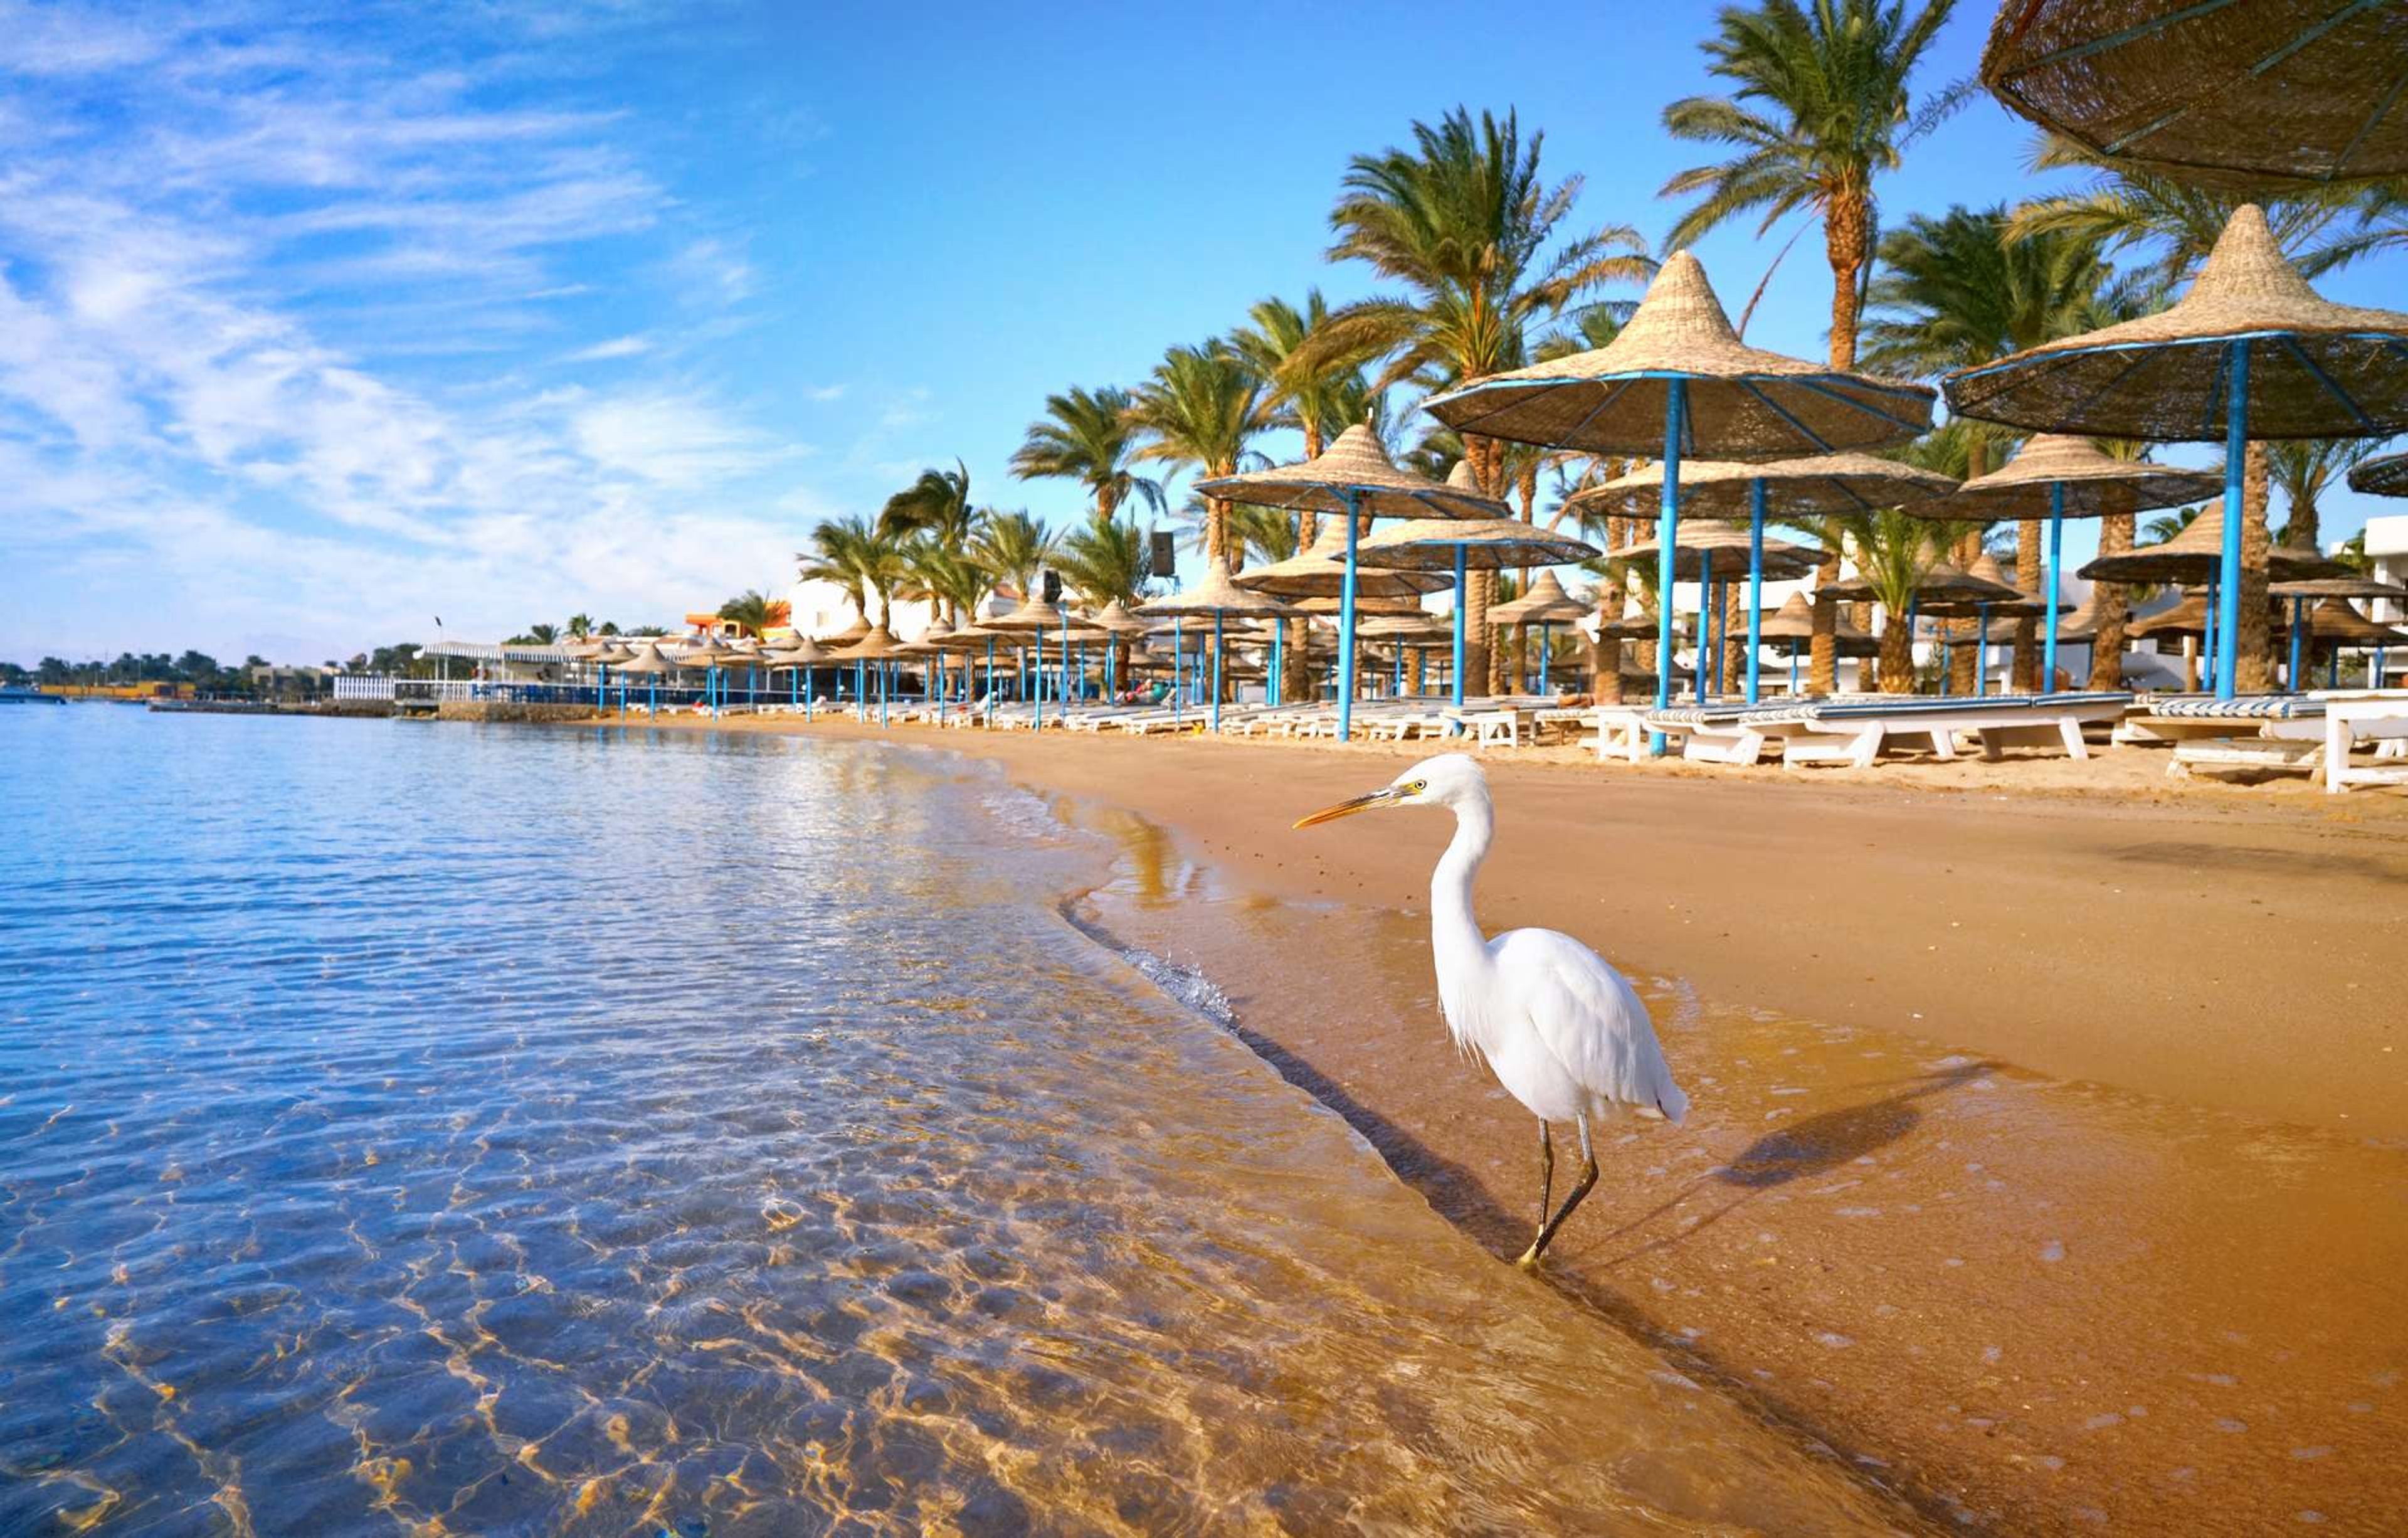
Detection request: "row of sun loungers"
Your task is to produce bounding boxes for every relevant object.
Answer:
[794,683,2408,795]
[1615,692,2134,768]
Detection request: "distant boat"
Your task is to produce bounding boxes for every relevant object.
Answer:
[0,685,64,704]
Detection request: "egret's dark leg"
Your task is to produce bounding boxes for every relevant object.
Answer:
[1534,1121,1555,1235]
[1516,1114,1598,1270]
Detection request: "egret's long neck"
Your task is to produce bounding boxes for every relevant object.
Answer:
[1430,794,1492,972]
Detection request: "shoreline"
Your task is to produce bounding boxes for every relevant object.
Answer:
[539,710,2408,1534]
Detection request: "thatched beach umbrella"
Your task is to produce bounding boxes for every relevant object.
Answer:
[1978,0,2408,186]
[1946,205,2408,698]
[1352,463,1599,707]
[1200,424,1496,740]
[1916,435,2220,688]
[611,640,675,717]
[2273,586,2408,687]
[1756,591,1877,691]
[759,635,830,719]
[1135,568,1295,732]
[1425,251,1933,741]
[2348,451,2408,499]
[1921,552,2067,696]
[1487,570,1588,696]
[1234,524,1449,598]
[1571,452,1956,699]
[978,595,1074,729]
[1612,517,1823,694]
[829,626,905,727]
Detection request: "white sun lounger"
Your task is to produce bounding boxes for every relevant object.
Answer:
[1645,692,2131,768]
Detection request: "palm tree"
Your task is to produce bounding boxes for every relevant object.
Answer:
[1054,517,1154,608]
[526,623,560,645]
[1311,106,1652,684]
[2267,439,2385,554]
[1835,507,1943,692]
[1861,204,2130,685]
[1228,290,1381,556]
[1009,387,1163,531]
[566,613,593,639]
[880,461,981,550]
[717,589,781,637]
[1225,503,1302,568]
[1661,0,1959,369]
[1126,341,1273,576]
[970,511,1060,602]
[800,516,882,623]
[900,538,986,627]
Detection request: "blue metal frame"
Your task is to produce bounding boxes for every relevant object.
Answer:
[2043,480,2066,690]
[1452,546,1467,709]
[1650,379,1684,755]
[1745,479,1766,703]
[2216,342,2247,699]
[1336,488,1363,740]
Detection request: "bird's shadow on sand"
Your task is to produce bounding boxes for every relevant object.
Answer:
[1221,1014,1983,1530]
[1716,1058,1992,1189]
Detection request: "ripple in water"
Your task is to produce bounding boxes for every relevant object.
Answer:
[0,709,1906,1534]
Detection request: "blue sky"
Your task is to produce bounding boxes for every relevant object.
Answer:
[4,1,2402,666]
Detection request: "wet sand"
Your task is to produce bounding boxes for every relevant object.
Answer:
[586,713,2408,1533]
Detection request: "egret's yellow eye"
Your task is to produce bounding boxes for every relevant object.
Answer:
[1409,780,1426,793]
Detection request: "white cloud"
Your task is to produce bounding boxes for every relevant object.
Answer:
[564,334,652,362]
[0,3,825,663]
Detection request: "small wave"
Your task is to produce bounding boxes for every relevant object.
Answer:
[1055,902,1237,1030]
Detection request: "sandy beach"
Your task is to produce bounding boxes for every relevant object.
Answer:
[603,711,2408,1534]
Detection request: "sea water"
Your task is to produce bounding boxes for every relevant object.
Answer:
[0,707,1904,1534]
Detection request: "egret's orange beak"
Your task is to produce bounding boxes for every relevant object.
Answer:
[1292,787,1398,829]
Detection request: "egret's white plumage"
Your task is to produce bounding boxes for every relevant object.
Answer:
[1295,752,1687,1265]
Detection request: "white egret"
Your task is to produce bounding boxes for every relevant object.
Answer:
[1295,753,1687,1268]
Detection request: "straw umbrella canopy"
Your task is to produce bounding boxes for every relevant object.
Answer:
[1233,524,1449,597]
[1360,613,1451,640]
[1486,570,1588,627]
[1196,424,1498,740]
[1920,552,2064,619]
[1945,206,2408,697]
[1424,251,1933,727]
[829,627,904,659]
[1759,592,1881,656]
[818,615,872,647]
[1819,560,2025,607]
[2347,451,2408,499]
[2079,499,2346,584]
[1136,569,1296,732]
[1611,517,1822,581]
[1087,599,1151,635]
[612,641,675,674]
[2303,597,2402,642]
[2269,575,2408,602]
[592,643,636,665]
[561,637,608,660]
[2130,591,2211,640]
[1914,435,2221,685]
[1978,0,2408,186]
[1487,570,1589,696]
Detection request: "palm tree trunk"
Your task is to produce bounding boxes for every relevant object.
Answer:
[1464,436,1500,691]
[1878,612,1914,695]
[1823,187,1871,371]
[2236,442,2274,692]
[2088,511,2135,690]
[1851,600,1877,689]
[1594,565,1625,704]
[1809,554,1840,694]
[1205,494,1232,576]
[2014,519,2041,689]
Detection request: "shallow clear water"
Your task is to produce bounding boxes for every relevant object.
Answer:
[0,707,1903,1535]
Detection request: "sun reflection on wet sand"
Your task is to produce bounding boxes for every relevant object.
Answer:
[0,713,1909,1534]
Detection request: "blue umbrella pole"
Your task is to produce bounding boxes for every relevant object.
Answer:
[1171,617,1182,729]
[1652,379,1684,755]
[2288,598,2305,689]
[2215,343,2247,701]
[1211,610,1223,733]
[1336,489,1362,741]
[2044,482,2066,692]
[1695,547,1713,703]
[1746,479,1768,703]
[1452,545,1467,709]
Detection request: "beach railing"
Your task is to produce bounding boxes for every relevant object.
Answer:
[333,674,398,701]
